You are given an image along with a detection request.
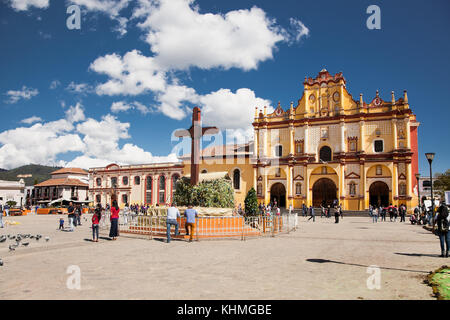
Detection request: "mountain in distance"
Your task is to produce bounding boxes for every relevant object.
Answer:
[0,164,62,186]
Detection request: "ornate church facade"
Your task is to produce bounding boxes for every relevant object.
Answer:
[251,69,419,210]
[89,70,419,212]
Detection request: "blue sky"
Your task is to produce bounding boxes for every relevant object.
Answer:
[0,0,449,175]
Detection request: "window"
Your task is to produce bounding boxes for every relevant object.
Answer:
[319,146,332,162]
[171,174,180,198]
[275,145,283,157]
[95,194,101,203]
[423,180,431,187]
[134,176,140,185]
[233,169,240,190]
[321,127,329,139]
[376,165,382,175]
[321,166,327,174]
[374,140,383,153]
[122,194,128,205]
[275,168,281,177]
[111,177,117,188]
[349,182,356,196]
[349,140,357,152]
[295,183,301,195]
[146,176,152,204]
[159,175,166,204]
[295,141,304,154]
[122,176,128,186]
[257,183,262,196]
[96,178,102,187]
[399,183,406,196]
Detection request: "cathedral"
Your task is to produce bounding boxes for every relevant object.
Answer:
[89,69,420,212]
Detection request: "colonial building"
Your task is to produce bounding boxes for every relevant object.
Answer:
[251,69,419,210]
[88,69,420,212]
[32,168,89,205]
[88,163,183,208]
[0,179,25,207]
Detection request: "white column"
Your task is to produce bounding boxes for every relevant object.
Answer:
[392,119,398,150]
[340,121,345,152]
[405,118,411,149]
[304,124,309,154]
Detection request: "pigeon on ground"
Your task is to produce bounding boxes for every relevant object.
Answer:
[9,244,17,251]
[22,242,29,247]
[0,236,6,243]
[0,258,3,266]
[45,236,50,242]
[30,235,35,239]
[8,235,15,240]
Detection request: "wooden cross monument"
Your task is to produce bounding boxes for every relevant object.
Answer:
[174,107,219,186]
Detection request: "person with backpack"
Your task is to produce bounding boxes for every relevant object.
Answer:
[67,202,75,232]
[433,202,449,257]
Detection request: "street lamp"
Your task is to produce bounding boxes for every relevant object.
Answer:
[415,173,421,212]
[425,153,435,224]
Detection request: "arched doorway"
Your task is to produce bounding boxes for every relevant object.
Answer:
[312,178,337,207]
[270,183,286,208]
[369,181,390,207]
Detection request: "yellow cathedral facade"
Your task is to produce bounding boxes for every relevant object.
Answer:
[89,69,420,212]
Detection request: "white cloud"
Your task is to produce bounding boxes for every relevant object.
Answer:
[289,18,309,42]
[199,88,272,130]
[134,0,285,71]
[50,80,61,89]
[8,0,49,11]
[110,101,152,114]
[70,0,131,35]
[65,102,86,123]
[0,119,84,169]
[4,86,38,104]
[66,81,94,94]
[70,0,131,17]
[20,116,43,124]
[90,50,166,95]
[156,84,199,120]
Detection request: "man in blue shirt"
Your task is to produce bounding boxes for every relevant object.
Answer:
[166,203,180,243]
[184,205,198,242]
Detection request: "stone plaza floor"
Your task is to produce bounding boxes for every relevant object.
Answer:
[0,214,445,299]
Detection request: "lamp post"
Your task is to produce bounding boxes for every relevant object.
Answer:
[425,153,435,225]
[415,173,421,213]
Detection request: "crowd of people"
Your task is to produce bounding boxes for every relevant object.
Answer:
[368,203,408,223]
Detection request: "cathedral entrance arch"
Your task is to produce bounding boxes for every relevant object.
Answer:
[270,183,286,208]
[369,181,390,207]
[312,178,337,207]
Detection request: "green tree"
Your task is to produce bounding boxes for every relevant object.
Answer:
[244,187,258,216]
[6,200,17,207]
[174,177,234,208]
[434,169,450,198]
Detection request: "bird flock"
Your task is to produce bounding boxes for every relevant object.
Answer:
[0,233,50,266]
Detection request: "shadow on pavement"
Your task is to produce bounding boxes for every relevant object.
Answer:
[394,252,441,258]
[306,258,429,274]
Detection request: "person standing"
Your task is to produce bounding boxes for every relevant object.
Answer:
[433,202,449,257]
[372,207,378,223]
[0,204,3,228]
[123,203,130,225]
[67,202,75,231]
[92,204,102,242]
[76,204,82,226]
[393,205,398,222]
[184,205,198,242]
[308,205,315,222]
[334,206,340,224]
[302,204,307,217]
[109,200,120,240]
[4,204,9,217]
[380,206,386,222]
[166,203,180,243]
[339,204,344,219]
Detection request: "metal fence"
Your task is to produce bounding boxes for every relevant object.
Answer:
[98,210,298,241]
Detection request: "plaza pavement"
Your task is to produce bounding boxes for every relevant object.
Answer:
[0,213,444,300]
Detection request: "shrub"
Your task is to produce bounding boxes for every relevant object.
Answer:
[244,187,258,215]
[174,177,234,208]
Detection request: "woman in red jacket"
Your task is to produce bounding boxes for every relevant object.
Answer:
[92,203,102,242]
[109,200,120,240]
